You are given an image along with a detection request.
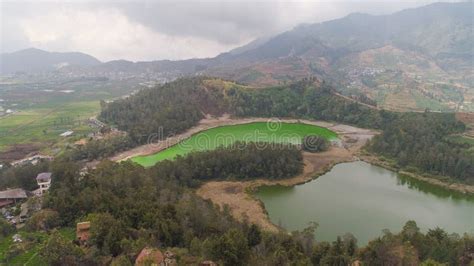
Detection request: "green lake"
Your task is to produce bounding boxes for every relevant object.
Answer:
[132,122,337,167]
[255,161,474,245]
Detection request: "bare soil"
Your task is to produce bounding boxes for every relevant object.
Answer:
[196,147,356,232]
[0,144,41,162]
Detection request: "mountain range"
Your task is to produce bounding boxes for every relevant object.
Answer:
[1,2,472,111]
[0,48,101,73]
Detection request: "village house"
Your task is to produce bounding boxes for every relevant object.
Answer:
[0,188,27,208]
[135,247,164,266]
[199,261,218,266]
[76,221,91,244]
[60,130,74,137]
[35,172,52,195]
[134,248,177,266]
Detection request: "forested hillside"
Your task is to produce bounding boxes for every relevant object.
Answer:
[206,2,473,111]
[99,77,380,144]
[7,143,470,265]
[368,113,473,181]
[99,77,473,182]
[3,77,472,265]
[99,78,213,143]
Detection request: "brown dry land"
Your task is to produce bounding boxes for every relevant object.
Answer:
[195,119,377,232]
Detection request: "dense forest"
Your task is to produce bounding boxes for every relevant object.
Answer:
[368,112,474,182]
[2,145,472,265]
[99,78,226,144]
[2,82,473,263]
[98,77,473,182]
[152,141,303,186]
[99,77,382,144]
[0,160,49,190]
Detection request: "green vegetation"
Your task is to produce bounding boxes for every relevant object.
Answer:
[412,91,451,112]
[302,135,330,153]
[368,112,474,183]
[0,159,49,190]
[0,75,143,159]
[100,77,379,146]
[0,227,75,265]
[132,122,336,167]
[0,101,99,155]
[446,135,474,146]
[22,147,472,265]
[100,77,473,182]
[99,78,212,144]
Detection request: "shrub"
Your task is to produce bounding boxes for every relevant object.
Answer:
[302,135,330,152]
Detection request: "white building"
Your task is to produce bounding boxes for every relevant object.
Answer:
[60,130,74,137]
[36,172,52,195]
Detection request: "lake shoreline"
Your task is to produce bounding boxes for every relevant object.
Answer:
[254,160,474,244]
[109,114,375,162]
[195,117,378,232]
[360,154,474,195]
[196,148,357,232]
[198,150,474,234]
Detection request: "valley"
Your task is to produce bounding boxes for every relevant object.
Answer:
[0,75,144,160]
[0,2,473,265]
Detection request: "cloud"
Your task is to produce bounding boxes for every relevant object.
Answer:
[17,6,241,61]
[1,0,464,61]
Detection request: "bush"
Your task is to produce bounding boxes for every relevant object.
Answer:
[25,209,60,231]
[39,230,84,266]
[0,218,15,237]
[302,135,330,152]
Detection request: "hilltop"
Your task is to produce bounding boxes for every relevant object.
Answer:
[2,2,473,111]
[0,48,101,74]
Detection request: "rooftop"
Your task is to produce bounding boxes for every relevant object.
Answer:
[0,188,27,199]
[135,248,164,266]
[60,130,74,137]
[77,221,91,230]
[36,172,52,181]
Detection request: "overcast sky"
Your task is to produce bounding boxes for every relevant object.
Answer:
[0,0,462,62]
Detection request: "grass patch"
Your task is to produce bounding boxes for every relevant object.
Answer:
[0,101,99,152]
[0,228,75,265]
[446,135,474,146]
[132,122,337,167]
[412,91,451,112]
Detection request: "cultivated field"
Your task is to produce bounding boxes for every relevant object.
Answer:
[0,76,141,160]
[0,101,99,160]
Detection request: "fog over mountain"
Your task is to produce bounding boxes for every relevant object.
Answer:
[4,1,469,111]
[0,48,101,74]
[1,0,463,61]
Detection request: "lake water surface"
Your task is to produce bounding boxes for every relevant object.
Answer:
[255,161,474,245]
